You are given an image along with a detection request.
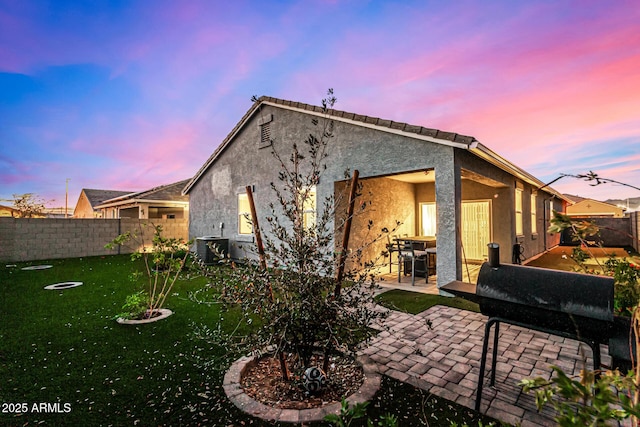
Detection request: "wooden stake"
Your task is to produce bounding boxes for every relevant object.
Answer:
[334,170,359,297]
[246,186,267,271]
[324,171,360,373]
[245,185,290,381]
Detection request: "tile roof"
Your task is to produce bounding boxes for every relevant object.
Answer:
[184,96,478,195]
[182,96,568,202]
[133,179,190,202]
[259,96,477,146]
[97,179,190,207]
[83,189,133,208]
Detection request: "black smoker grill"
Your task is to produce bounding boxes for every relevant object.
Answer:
[442,244,614,412]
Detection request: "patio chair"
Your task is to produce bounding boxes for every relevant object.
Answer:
[397,241,428,286]
[386,235,400,273]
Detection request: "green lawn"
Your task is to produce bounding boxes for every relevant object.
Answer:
[0,255,497,426]
[375,289,480,315]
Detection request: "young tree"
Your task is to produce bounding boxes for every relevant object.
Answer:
[195,90,397,382]
[7,193,47,218]
[105,222,192,320]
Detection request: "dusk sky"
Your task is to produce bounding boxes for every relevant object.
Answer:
[1,0,639,208]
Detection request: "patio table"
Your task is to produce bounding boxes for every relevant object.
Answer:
[394,236,436,277]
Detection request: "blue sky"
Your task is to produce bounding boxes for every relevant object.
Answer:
[1,0,639,207]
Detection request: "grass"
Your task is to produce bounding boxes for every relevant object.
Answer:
[0,255,498,426]
[375,289,480,315]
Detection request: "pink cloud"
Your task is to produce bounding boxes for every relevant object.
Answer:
[3,0,639,203]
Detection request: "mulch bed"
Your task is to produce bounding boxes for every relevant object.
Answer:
[240,353,364,409]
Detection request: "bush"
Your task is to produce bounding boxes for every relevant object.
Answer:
[106,223,192,319]
[521,366,640,425]
[605,257,640,317]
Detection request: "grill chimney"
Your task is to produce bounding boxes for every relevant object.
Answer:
[487,243,500,268]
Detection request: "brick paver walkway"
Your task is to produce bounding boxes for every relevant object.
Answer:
[360,305,612,427]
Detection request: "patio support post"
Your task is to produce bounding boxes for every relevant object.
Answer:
[245,185,290,381]
[435,156,462,289]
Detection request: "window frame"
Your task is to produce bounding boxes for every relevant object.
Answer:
[237,193,252,235]
[530,193,537,234]
[515,188,524,236]
[300,185,317,229]
[419,202,437,237]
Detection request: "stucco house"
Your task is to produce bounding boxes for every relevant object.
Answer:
[73,189,133,218]
[0,204,18,217]
[95,180,190,219]
[183,96,568,290]
[565,195,626,218]
[606,196,640,214]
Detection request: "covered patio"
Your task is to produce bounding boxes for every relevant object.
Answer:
[375,262,483,294]
[338,167,509,291]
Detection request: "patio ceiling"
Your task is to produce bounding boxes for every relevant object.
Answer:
[385,169,508,188]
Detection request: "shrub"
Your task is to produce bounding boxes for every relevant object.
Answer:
[106,222,192,319]
[605,257,640,317]
[113,290,149,320]
[521,366,640,425]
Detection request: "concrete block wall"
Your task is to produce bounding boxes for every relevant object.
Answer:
[116,218,190,254]
[0,218,188,262]
[593,217,632,247]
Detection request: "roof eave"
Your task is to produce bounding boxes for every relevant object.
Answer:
[468,143,571,202]
[264,100,474,149]
[95,199,188,209]
[182,98,476,194]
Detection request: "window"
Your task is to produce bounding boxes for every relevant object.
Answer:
[420,203,437,236]
[238,193,252,235]
[515,188,523,236]
[301,186,316,228]
[530,194,537,234]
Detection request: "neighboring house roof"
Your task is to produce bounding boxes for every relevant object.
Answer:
[183,96,569,201]
[0,204,18,217]
[83,189,134,208]
[44,207,70,218]
[562,194,587,204]
[606,196,640,213]
[566,198,625,217]
[96,179,190,209]
[0,203,46,218]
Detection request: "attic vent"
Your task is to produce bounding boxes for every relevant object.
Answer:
[260,122,271,145]
[258,113,273,149]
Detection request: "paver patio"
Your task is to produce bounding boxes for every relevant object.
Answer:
[360,305,613,427]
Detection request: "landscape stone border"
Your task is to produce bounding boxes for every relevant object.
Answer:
[44,281,83,290]
[223,353,381,424]
[116,308,173,325]
[21,265,53,271]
